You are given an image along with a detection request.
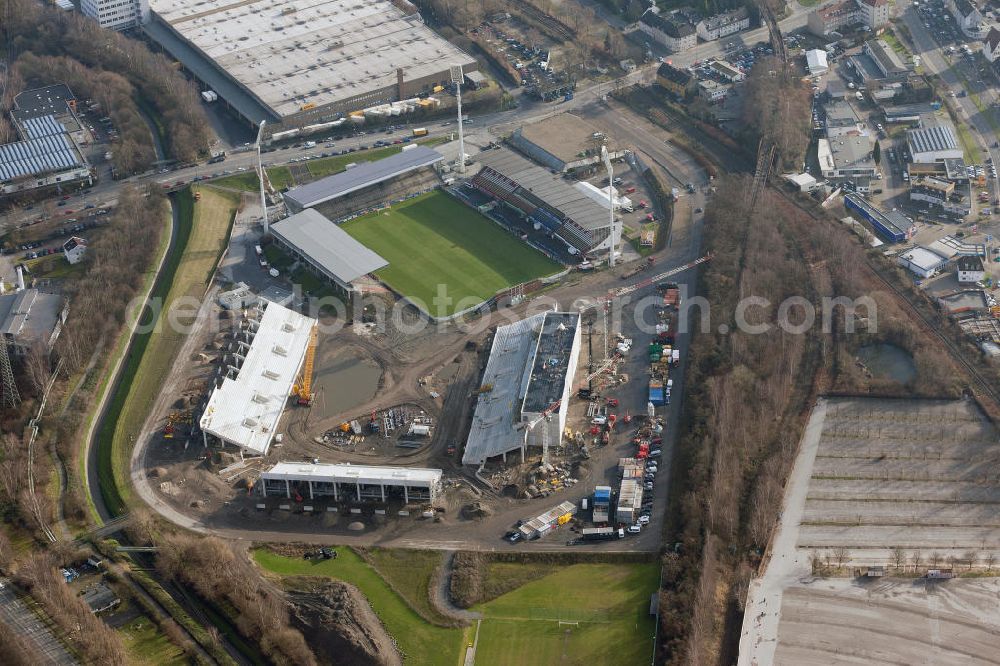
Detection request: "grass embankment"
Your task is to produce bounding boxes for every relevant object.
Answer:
[118,615,187,666]
[96,186,238,516]
[342,191,561,315]
[212,137,450,191]
[254,548,465,666]
[365,548,455,626]
[471,562,659,666]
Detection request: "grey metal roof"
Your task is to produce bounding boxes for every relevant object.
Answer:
[19,115,68,140]
[463,313,545,466]
[907,125,959,155]
[270,209,388,284]
[477,148,610,232]
[0,290,63,345]
[0,129,84,183]
[283,146,443,210]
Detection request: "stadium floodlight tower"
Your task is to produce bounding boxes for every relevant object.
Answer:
[602,145,617,268]
[450,64,466,175]
[256,119,268,232]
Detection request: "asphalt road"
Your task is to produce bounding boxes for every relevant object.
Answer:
[0,579,76,665]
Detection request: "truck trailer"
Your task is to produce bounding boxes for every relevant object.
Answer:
[580,526,624,541]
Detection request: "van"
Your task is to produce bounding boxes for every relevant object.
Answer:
[591,415,607,426]
[303,141,316,148]
[903,171,910,181]
[254,244,263,256]
[627,525,641,534]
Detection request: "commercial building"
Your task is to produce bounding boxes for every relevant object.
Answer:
[910,176,969,215]
[656,62,693,97]
[817,135,877,182]
[907,125,963,162]
[844,192,913,242]
[709,59,745,82]
[957,255,986,283]
[864,40,908,79]
[508,114,625,173]
[463,311,582,467]
[806,49,829,76]
[808,0,889,35]
[0,114,91,196]
[199,300,317,456]
[785,172,819,191]
[698,79,729,102]
[81,0,149,30]
[897,246,949,278]
[0,288,66,355]
[472,148,612,254]
[144,0,477,126]
[282,145,442,216]
[825,101,864,138]
[908,158,969,183]
[261,462,442,504]
[696,8,750,42]
[61,236,87,265]
[639,10,697,52]
[517,501,577,540]
[882,103,939,125]
[10,85,87,146]
[270,209,389,295]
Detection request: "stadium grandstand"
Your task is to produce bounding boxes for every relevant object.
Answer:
[199,300,317,456]
[283,146,443,219]
[471,148,611,256]
[463,311,582,467]
[260,462,443,503]
[270,208,389,295]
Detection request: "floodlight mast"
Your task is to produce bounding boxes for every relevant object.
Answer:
[256,120,268,232]
[602,145,616,268]
[451,65,466,175]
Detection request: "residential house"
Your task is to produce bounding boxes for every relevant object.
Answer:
[656,62,693,97]
[696,8,750,42]
[639,10,697,52]
[948,0,984,37]
[983,26,1000,62]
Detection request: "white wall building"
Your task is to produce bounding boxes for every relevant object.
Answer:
[956,255,986,283]
[81,0,149,30]
[696,8,750,42]
[907,125,964,162]
[898,246,949,278]
[639,9,697,52]
[948,0,984,37]
[855,0,890,29]
[61,236,87,265]
[806,49,829,76]
[260,462,442,504]
[984,27,1000,62]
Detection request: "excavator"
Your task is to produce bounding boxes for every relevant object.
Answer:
[291,325,318,406]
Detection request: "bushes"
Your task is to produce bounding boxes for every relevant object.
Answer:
[449,552,483,608]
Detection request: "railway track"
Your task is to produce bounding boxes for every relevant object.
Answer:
[772,187,1000,409]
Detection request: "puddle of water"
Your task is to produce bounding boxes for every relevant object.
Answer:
[313,352,381,416]
[857,344,917,383]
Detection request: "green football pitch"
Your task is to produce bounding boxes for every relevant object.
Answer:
[341,191,562,316]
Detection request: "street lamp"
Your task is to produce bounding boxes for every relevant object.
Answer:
[450,65,466,175]
[602,145,616,268]
[256,120,267,232]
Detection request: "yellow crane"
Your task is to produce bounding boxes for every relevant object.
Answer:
[292,325,318,406]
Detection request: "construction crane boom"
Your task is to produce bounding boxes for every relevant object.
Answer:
[293,325,318,405]
[609,253,713,299]
[517,355,618,432]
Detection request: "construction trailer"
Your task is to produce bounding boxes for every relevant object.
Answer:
[592,485,612,523]
[517,500,577,540]
[260,462,443,504]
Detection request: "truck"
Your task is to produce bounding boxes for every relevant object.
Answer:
[580,526,624,541]
[412,127,429,137]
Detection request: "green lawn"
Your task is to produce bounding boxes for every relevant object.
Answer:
[341,191,561,316]
[254,548,465,666]
[366,549,454,626]
[472,563,659,666]
[118,615,188,666]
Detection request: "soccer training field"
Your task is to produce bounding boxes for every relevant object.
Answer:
[341,191,562,316]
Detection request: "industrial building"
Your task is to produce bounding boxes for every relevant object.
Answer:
[957,255,986,283]
[143,0,477,126]
[824,101,864,138]
[199,300,317,456]
[897,246,949,278]
[270,209,388,295]
[864,40,908,79]
[472,148,612,255]
[844,192,913,242]
[508,114,625,173]
[463,311,582,467]
[0,287,66,355]
[806,49,829,76]
[11,85,88,147]
[261,462,442,503]
[817,135,877,185]
[0,114,90,195]
[639,10,697,52]
[910,176,969,216]
[907,125,963,162]
[517,501,577,540]
[81,0,149,30]
[698,79,729,102]
[282,146,443,216]
[908,158,969,183]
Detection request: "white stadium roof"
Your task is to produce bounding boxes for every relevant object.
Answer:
[200,301,316,455]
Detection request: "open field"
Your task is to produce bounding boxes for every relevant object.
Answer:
[254,548,465,666]
[773,578,1000,665]
[98,187,238,514]
[342,191,561,315]
[472,562,659,666]
[118,615,187,666]
[366,549,454,626]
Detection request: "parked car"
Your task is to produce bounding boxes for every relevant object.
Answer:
[627,525,641,534]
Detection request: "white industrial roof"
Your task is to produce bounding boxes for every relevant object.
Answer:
[270,209,388,286]
[806,49,828,74]
[899,246,948,271]
[263,462,442,487]
[147,0,476,119]
[200,301,316,455]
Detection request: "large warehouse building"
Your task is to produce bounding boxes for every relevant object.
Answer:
[472,148,612,256]
[270,209,388,294]
[0,114,90,195]
[260,462,442,503]
[143,0,478,127]
[200,300,317,456]
[508,114,626,173]
[282,145,443,217]
[463,311,582,467]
